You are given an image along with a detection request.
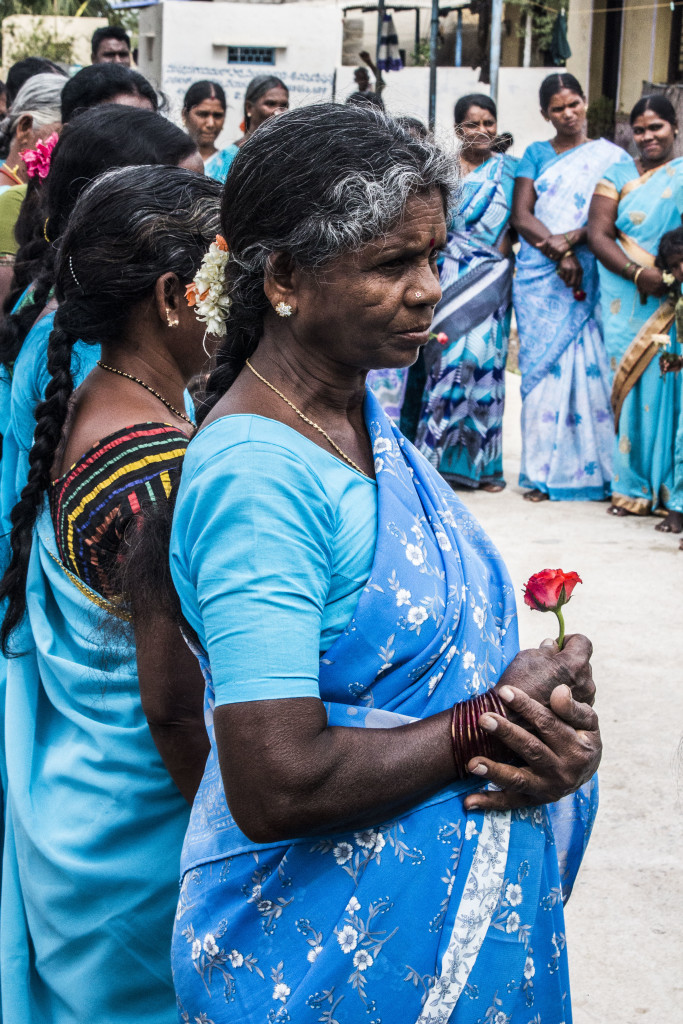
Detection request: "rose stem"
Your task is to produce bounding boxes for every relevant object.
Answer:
[554,606,566,650]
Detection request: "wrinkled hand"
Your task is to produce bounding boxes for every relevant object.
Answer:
[495,633,595,710]
[557,253,583,290]
[463,683,601,812]
[536,233,571,262]
[637,267,667,298]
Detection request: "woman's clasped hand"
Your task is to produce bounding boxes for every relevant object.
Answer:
[466,634,601,812]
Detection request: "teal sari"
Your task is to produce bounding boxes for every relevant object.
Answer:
[595,157,683,513]
[1,505,189,1021]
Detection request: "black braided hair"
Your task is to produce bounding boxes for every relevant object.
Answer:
[0,165,221,654]
[0,104,197,373]
[196,103,457,424]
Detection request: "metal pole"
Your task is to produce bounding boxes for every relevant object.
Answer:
[428,0,439,129]
[415,8,421,61]
[489,0,503,105]
[376,0,386,95]
[455,8,462,67]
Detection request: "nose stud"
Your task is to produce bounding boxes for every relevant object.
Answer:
[415,291,423,300]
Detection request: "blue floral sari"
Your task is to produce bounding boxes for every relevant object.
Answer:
[513,139,627,500]
[171,391,596,1023]
[595,156,683,513]
[412,154,516,487]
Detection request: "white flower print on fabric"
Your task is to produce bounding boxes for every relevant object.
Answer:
[346,896,361,913]
[463,650,475,670]
[191,938,202,960]
[506,911,521,933]
[333,842,353,865]
[307,945,323,963]
[337,925,359,953]
[395,588,412,607]
[505,883,523,906]
[203,934,219,956]
[465,820,478,841]
[405,543,424,566]
[353,949,374,971]
[435,530,452,551]
[439,508,457,528]
[228,950,243,968]
[407,606,428,631]
[524,956,535,979]
[373,437,392,455]
[374,457,384,473]
[354,830,376,850]
[272,983,290,1002]
[473,605,485,629]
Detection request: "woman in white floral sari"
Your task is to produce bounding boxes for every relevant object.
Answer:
[169,105,601,1024]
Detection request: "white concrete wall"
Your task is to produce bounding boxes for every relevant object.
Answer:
[335,65,554,158]
[139,1,342,147]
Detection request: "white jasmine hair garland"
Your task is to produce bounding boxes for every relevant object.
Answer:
[186,234,231,337]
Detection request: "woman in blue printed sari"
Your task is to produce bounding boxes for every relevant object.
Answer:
[0,167,220,1021]
[169,105,601,1024]
[412,95,516,488]
[588,94,683,518]
[512,73,627,503]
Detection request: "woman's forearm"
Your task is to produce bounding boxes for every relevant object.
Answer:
[148,721,210,803]
[587,194,633,276]
[511,209,550,246]
[215,637,598,842]
[215,700,458,842]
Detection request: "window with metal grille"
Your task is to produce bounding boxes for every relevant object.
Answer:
[227,46,275,65]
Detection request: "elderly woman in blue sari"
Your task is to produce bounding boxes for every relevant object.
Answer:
[511,73,627,503]
[169,105,601,1024]
[0,167,221,1021]
[588,94,683,519]
[409,94,516,489]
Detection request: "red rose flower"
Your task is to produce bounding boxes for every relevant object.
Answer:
[524,568,581,611]
[523,569,582,648]
[436,332,449,346]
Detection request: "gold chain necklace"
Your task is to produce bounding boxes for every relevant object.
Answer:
[245,359,370,478]
[97,361,194,427]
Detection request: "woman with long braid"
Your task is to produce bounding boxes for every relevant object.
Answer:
[0,105,201,542]
[0,166,219,1021]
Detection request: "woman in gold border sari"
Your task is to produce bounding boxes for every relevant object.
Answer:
[588,95,683,517]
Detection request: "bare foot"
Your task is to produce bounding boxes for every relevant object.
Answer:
[606,504,631,517]
[479,479,506,493]
[655,511,683,533]
[523,488,549,503]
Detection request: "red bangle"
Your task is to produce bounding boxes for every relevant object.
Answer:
[450,689,508,780]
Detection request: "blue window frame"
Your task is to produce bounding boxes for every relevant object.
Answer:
[227,46,275,65]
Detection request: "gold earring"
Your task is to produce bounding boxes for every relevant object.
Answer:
[166,312,179,328]
[275,301,293,317]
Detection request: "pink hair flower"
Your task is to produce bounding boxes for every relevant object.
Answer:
[21,132,60,181]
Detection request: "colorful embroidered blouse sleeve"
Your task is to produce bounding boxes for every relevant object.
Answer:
[49,422,188,601]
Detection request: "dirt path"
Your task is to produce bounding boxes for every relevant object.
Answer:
[459,373,683,1023]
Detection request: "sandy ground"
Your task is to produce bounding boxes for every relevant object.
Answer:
[458,373,683,1023]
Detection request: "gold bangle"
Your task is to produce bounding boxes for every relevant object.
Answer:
[560,249,574,260]
[633,266,645,288]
